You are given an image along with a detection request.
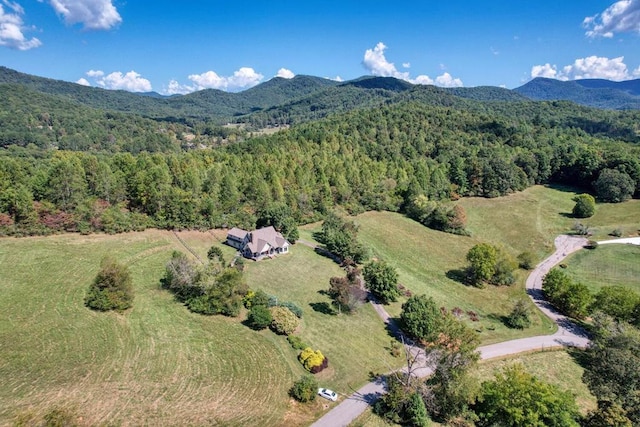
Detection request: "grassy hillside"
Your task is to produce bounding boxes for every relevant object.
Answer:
[563,244,640,293]
[1,185,638,425]
[0,229,399,426]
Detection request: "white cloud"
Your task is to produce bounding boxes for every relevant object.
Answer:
[634,65,640,76]
[584,0,640,37]
[329,75,343,82]
[94,70,152,92]
[363,42,410,80]
[86,69,104,77]
[76,77,90,86]
[276,68,294,79]
[0,1,42,50]
[412,75,434,85]
[47,0,121,30]
[531,63,558,79]
[402,62,411,68]
[531,56,637,81]
[435,72,464,87]
[165,79,194,95]
[490,46,500,56]
[188,67,264,92]
[362,42,464,87]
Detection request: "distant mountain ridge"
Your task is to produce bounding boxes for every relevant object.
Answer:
[2,66,640,134]
[514,77,640,109]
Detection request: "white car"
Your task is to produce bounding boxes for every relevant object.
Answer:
[318,387,338,402]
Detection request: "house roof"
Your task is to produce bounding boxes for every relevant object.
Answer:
[228,227,248,240]
[227,226,289,255]
[246,226,289,253]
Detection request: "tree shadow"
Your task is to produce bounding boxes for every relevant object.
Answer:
[309,301,336,316]
[446,268,472,286]
[385,316,404,340]
[486,312,510,327]
[313,247,342,264]
[566,346,591,369]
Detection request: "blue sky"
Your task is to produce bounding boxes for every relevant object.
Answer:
[1,1,640,94]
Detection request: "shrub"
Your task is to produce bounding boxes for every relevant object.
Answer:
[287,335,308,350]
[299,347,328,373]
[243,289,270,309]
[610,228,623,237]
[289,375,318,403]
[85,256,133,311]
[206,245,225,265]
[247,305,272,330]
[517,251,536,270]
[505,300,531,329]
[270,306,300,335]
[279,301,303,318]
[572,194,596,218]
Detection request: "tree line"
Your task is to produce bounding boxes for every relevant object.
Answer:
[1,100,639,236]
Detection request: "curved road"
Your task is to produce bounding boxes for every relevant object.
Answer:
[311,235,593,427]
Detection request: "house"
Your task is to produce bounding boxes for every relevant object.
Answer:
[226,226,290,260]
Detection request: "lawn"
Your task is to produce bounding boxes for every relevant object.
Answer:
[2,185,637,425]
[562,244,640,293]
[0,230,393,426]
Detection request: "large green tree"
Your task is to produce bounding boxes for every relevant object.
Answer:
[583,318,640,424]
[594,168,636,203]
[474,364,580,427]
[591,286,640,323]
[466,243,497,286]
[363,260,400,304]
[400,295,444,344]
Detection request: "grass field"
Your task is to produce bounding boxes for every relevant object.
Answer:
[0,230,397,426]
[563,244,640,293]
[2,185,638,425]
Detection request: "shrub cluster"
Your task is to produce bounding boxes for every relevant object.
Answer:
[289,375,318,403]
[161,251,247,317]
[299,347,329,374]
[85,256,133,311]
[270,306,300,335]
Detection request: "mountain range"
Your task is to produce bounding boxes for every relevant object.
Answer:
[1,66,640,139]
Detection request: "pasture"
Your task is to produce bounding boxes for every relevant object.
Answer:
[0,230,396,426]
[1,185,638,425]
[563,244,640,293]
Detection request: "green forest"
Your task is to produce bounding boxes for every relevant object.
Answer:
[1,68,640,237]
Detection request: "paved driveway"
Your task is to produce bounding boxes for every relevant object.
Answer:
[311,235,593,427]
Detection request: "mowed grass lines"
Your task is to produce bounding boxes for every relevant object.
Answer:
[0,231,299,426]
[563,244,640,293]
[353,211,555,344]
[243,243,401,395]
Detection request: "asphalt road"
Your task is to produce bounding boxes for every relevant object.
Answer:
[310,235,591,427]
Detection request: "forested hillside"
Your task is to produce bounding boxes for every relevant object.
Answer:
[515,77,640,110]
[1,90,639,236]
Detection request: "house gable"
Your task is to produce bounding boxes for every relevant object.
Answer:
[226,226,291,260]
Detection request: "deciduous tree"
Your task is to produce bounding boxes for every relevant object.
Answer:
[363,260,400,304]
